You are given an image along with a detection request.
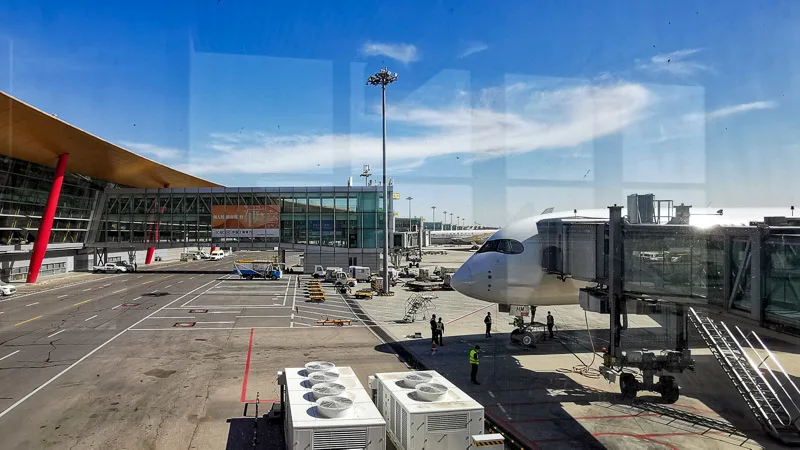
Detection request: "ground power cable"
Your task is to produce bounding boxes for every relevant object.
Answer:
[554,310,603,379]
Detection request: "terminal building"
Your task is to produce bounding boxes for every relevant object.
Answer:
[0,92,391,282]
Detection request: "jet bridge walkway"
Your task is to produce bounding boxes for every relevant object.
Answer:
[537,194,800,445]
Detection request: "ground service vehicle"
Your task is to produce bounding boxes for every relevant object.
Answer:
[349,266,371,282]
[233,260,283,280]
[312,265,325,278]
[93,263,128,273]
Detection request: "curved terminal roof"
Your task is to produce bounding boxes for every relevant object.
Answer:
[0,91,221,188]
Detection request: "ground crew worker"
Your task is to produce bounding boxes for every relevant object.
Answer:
[436,317,444,346]
[547,311,554,339]
[430,314,437,344]
[484,312,492,338]
[469,345,480,384]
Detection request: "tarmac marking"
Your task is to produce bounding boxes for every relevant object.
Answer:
[47,329,66,338]
[446,304,495,324]
[84,315,98,322]
[73,299,92,307]
[14,316,42,326]
[236,315,290,318]
[142,281,153,285]
[132,296,142,301]
[0,274,124,302]
[178,281,184,284]
[240,328,255,402]
[111,304,122,310]
[57,295,68,299]
[488,391,495,398]
[82,288,92,292]
[148,316,196,319]
[165,285,172,289]
[0,350,20,361]
[25,302,39,307]
[197,321,235,324]
[0,278,220,422]
[111,289,126,294]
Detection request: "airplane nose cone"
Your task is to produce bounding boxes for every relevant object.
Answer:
[451,264,473,295]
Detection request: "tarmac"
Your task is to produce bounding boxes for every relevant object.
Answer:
[3,247,800,449]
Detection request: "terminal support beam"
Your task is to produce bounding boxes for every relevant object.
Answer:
[27,153,69,283]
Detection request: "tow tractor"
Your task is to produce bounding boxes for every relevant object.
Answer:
[233,260,283,280]
[506,305,547,347]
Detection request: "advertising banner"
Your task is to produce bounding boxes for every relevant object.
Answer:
[211,205,280,238]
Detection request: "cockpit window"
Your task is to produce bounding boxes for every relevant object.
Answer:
[476,239,524,255]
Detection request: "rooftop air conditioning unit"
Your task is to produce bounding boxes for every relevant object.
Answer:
[285,364,386,450]
[371,370,484,450]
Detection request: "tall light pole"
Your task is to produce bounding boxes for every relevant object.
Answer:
[449,213,453,230]
[406,196,413,231]
[442,211,447,230]
[431,206,436,230]
[456,215,460,230]
[367,67,398,294]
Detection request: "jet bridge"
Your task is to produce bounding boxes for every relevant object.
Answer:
[539,194,800,445]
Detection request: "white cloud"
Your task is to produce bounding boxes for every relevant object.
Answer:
[637,48,709,76]
[360,41,419,63]
[684,101,777,123]
[458,42,488,59]
[119,141,184,160]
[179,82,653,175]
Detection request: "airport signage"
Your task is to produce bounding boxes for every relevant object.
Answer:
[211,205,280,238]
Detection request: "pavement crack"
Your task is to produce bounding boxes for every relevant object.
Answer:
[45,340,58,363]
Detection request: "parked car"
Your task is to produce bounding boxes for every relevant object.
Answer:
[0,284,16,296]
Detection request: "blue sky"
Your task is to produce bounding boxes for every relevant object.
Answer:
[1,1,800,226]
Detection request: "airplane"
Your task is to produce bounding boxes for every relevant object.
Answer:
[429,229,499,245]
[450,205,796,308]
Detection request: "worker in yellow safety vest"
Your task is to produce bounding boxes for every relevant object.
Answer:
[469,345,480,385]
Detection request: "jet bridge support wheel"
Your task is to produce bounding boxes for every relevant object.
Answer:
[619,373,638,399]
[659,376,680,404]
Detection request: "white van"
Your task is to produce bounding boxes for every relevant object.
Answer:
[209,250,225,261]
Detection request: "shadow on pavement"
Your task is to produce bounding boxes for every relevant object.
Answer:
[225,413,284,450]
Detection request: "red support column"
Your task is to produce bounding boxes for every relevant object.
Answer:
[145,184,169,265]
[145,247,155,265]
[27,153,69,283]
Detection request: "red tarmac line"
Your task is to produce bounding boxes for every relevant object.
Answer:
[240,328,254,403]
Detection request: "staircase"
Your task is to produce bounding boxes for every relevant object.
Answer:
[689,308,800,445]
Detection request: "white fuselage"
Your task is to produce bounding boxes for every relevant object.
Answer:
[450,206,794,307]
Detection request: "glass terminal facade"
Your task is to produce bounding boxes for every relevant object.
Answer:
[90,186,392,251]
[0,155,110,246]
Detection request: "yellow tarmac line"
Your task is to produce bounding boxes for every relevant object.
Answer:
[111,289,126,294]
[141,281,153,285]
[73,299,92,307]
[15,316,42,327]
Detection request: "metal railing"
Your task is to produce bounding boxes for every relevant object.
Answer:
[689,307,800,440]
[733,325,800,428]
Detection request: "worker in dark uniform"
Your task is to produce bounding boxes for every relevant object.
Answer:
[546,311,555,339]
[484,312,492,338]
[430,314,437,345]
[436,317,444,346]
[469,345,480,384]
